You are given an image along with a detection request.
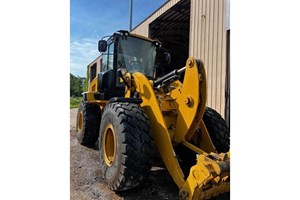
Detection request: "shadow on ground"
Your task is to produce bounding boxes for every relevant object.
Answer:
[70,129,178,200]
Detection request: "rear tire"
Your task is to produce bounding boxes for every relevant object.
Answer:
[99,102,154,191]
[76,101,101,146]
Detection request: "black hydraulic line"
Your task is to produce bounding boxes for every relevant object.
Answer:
[153,66,186,87]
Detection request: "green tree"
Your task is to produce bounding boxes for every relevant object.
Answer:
[70,73,85,97]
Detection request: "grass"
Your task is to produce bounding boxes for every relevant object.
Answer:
[70,97,83,108]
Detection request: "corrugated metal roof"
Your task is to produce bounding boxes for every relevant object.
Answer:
[131,0,181,36]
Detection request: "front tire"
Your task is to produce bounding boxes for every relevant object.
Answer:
[203,107,230,153]
[176,107,230,176]
[99,102,154,191]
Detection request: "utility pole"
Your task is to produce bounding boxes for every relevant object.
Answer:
[129,0,133,31]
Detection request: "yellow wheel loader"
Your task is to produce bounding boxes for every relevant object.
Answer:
[76,30,230,200]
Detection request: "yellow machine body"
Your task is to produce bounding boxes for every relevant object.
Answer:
[84,55,230,199]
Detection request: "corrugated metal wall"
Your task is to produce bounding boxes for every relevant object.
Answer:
[190,0,227,117]
[132,0,227,117]
[131,0,181,36]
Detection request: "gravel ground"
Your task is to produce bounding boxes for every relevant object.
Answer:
[70,108,179,200]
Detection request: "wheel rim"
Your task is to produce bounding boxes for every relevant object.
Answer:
[102,123,116,167]
[78,112,83,130]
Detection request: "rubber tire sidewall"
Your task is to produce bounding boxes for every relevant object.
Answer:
[99,102,154,191]
[99,107,123,186]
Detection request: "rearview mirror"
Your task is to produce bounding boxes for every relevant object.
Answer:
[98,40,107,52]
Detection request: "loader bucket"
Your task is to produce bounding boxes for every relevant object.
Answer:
[179,152,230,200]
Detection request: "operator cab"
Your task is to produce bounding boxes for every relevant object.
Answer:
[97,30,171,100]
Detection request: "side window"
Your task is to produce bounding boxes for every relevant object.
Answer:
[90,63,97,83]
[101,49,108,72]
[107,43,114,70]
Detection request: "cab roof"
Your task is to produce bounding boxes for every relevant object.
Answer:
[112,30,161,45]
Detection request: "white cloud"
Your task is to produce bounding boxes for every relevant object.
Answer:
[70,38,100,77]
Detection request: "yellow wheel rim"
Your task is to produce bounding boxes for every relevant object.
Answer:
[102,123,116,167]
[78,112,83,130]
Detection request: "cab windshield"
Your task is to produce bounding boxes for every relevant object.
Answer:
[117,35,157,78]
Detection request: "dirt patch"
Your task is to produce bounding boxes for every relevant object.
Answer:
[70,108,179,200]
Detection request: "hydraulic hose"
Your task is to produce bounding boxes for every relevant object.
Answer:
[153,66,186,87]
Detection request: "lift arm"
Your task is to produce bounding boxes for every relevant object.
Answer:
[121,57,230,199]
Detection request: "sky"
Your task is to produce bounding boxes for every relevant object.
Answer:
[70,0,168,77]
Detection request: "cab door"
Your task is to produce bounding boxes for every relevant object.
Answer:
[98,39,124,99]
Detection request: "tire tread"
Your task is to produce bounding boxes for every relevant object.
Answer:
[99,102,155,191]
[76,101,101,146]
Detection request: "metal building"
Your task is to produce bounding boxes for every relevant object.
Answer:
[87,0,230,123]
[131,0,230,122]
[87,55,101,85]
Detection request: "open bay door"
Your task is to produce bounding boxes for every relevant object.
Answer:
[149,0,191,74]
